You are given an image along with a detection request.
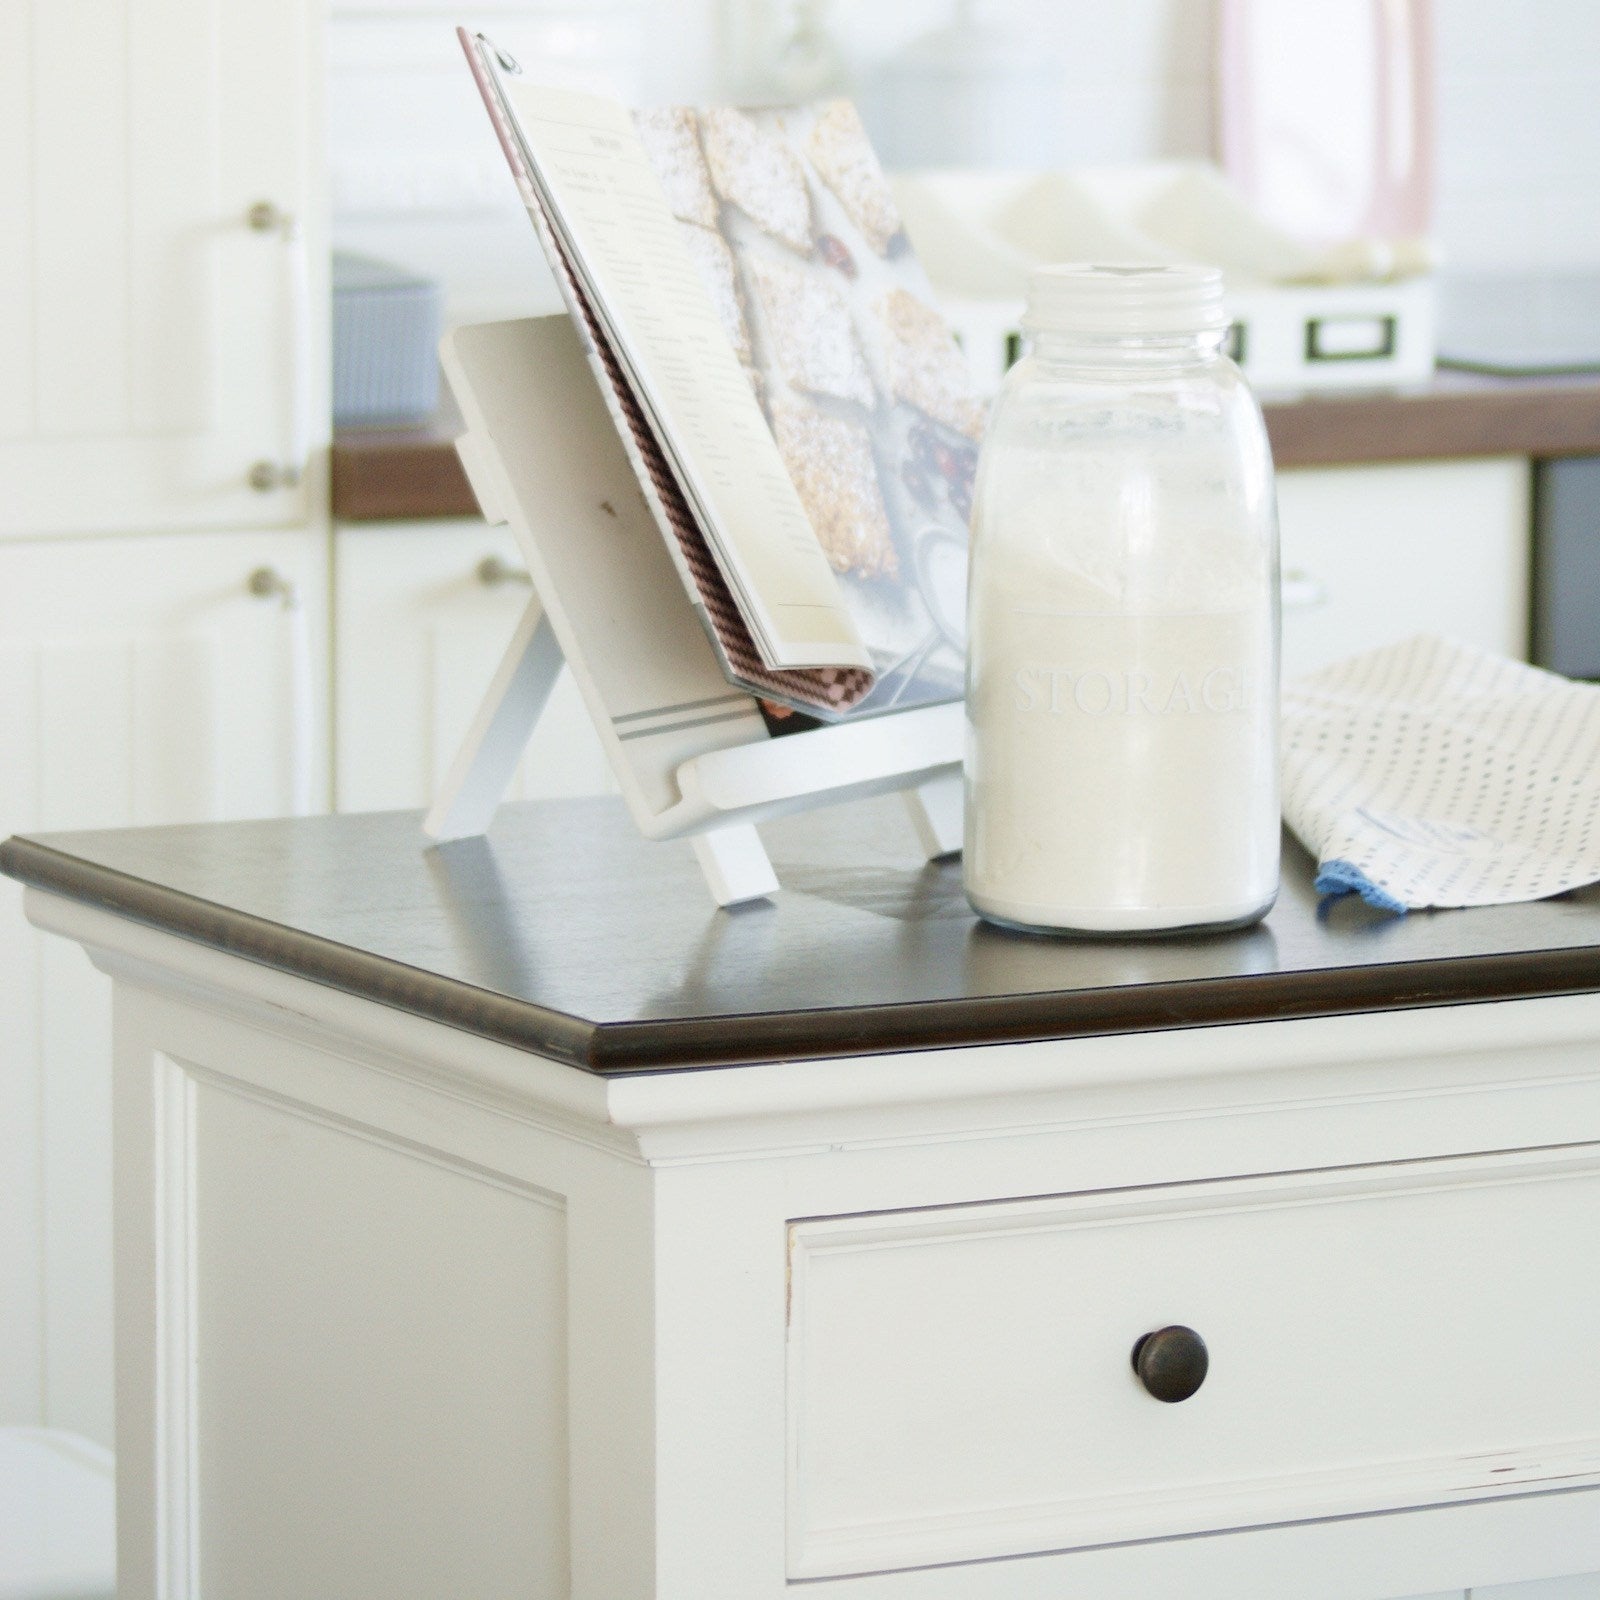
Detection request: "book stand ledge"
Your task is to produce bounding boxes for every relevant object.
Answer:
[421,315,964,907]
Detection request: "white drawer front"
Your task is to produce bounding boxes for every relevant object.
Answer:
[786,1148,1600,1580]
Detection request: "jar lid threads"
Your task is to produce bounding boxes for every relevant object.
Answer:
[1023,263,1228,338]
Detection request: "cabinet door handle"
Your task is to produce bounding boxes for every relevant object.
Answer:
[1131,1325,1209,1403]
[246,567,315,816]
[246,199,312,492]
[476,555,534,589]
[248,459,299,493]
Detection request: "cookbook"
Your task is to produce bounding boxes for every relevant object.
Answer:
[460,30,980,721]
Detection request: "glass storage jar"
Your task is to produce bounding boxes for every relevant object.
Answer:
[964,263,1280,934]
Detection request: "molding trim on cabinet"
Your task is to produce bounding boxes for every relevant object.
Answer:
[21,891,615,1137]
[19,887,1600,1174]
[152,1054,200,1600]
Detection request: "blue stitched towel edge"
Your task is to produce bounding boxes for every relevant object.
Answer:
[1314,858,1409,915]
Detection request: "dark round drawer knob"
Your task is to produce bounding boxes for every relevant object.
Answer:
[1131,1325,1209,1403]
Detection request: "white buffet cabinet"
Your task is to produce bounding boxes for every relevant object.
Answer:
[5,799,1600,1600]
[0,8,1564,1595]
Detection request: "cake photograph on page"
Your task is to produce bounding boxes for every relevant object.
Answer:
[460,31,981,725]
[637,98,980,721]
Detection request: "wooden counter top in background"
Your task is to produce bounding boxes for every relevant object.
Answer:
[331,411,479,523]
[331,369,1600,523]
[1261,370,1600,469]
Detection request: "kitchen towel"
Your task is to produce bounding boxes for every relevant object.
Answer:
[1281,634,1600,913]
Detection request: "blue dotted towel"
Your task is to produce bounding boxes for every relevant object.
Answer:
[1281,636,1600,913]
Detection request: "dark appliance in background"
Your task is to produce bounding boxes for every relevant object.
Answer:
[1535,458,1600,681]
[1439,274,1600,681]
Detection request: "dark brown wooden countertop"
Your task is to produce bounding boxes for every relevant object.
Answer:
[331,411,478,524]
[6,797,1600,1074]
[330,369,1600,522]
[1261,370,1600,470]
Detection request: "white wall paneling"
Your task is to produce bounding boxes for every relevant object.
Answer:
[1432,2,1600,272]
[0,0,326,538]
[0,672,43,1432]
[333,521,614,811]
[0,528,331,1445]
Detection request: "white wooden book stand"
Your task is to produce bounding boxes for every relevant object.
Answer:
[423,316,963,906]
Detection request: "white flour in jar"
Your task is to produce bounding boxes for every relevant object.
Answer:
[965,575,1279,930]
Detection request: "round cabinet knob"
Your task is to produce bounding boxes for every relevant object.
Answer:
[245,566,300,610]
[246,200,290,234]
[1131,1325,1208,1403]
[247,459,300,493]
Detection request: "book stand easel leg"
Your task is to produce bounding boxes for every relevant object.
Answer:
[690,825,780,905]
[423,596,563,844]
[903,772,964,859]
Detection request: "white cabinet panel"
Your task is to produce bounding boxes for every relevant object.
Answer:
[334,521,615,813]
[1278,458,1531,681]
[32,1,128,437]
[189,1066,568,1598]
[0,0,325,537]
[0,528,330,1444]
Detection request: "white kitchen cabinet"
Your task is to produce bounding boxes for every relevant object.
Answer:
[333,520,614,813]
[0,0,325,539]
[1278,457,1531,680]
[0,528,330,1445]
[0,0,328,1451]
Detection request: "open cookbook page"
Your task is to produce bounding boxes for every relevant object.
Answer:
[463,34,874,719]
[462,32,979,720]
[636,101,979,719]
